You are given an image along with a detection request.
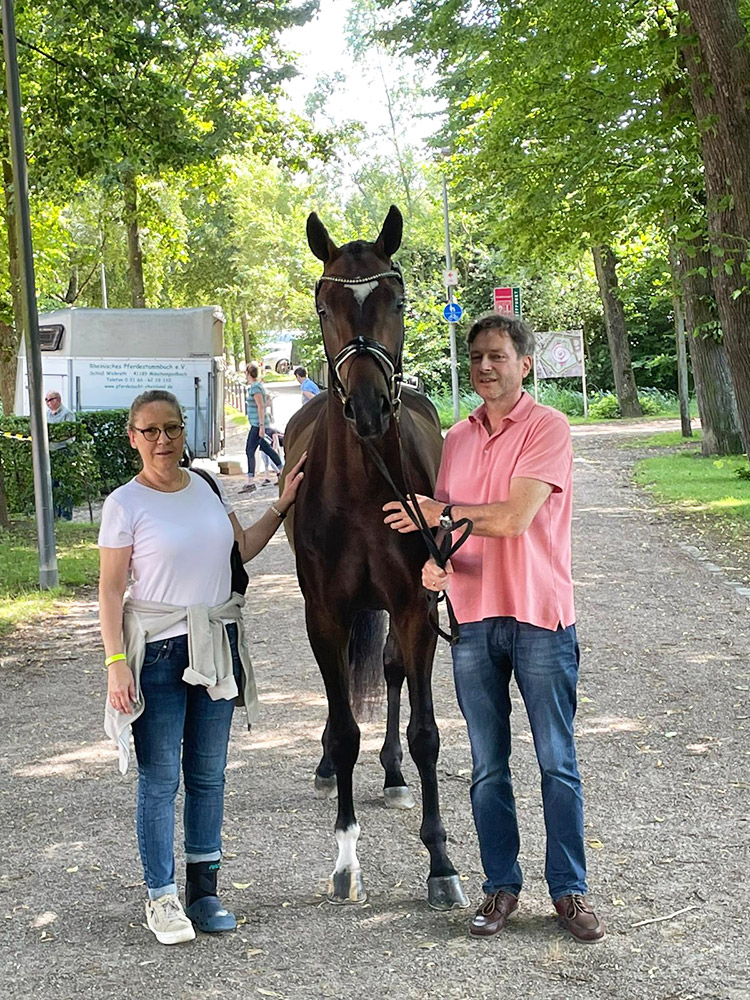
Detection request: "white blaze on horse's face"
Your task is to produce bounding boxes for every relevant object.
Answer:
[345,280,379,306]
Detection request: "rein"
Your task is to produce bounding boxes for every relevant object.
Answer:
[364,433,473,646]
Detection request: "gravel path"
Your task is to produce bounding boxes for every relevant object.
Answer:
[1,420,748,1000]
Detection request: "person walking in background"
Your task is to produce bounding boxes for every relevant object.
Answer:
[383,313,604,944]
[99,389,305,946]
[294,366,320,404]
[242,363,282,495]
[45,390,76,520]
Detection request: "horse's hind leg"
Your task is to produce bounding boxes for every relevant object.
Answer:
[314,718,337,799]
[308,619,366,904]
[396,611,470,911]
[380,629,415,809]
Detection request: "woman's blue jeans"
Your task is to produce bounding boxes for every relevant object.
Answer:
[451,617,587,901]
[131,624,241,899]
[245,425,282,478]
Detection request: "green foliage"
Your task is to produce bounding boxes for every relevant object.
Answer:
[0,416,100,516]
[79,410,141,493]
[587,393,622,420]
[0,409,138,517]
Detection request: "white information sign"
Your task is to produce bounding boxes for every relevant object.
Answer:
[534,331,584,379]
[74,359,198,409]
[443,268,459,287]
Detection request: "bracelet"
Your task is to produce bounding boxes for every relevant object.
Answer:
[105,653,127,667]
[270,504,286,520]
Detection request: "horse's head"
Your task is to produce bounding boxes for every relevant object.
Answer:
[307,205,405,440]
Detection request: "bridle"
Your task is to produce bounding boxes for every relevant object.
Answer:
[315,267,405,416]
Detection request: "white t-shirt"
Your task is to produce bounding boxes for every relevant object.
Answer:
[98,470,236,641]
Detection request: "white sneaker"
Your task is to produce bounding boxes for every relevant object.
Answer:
[145,894,196,945]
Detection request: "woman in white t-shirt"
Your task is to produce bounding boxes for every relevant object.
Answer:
[98,389,304,946]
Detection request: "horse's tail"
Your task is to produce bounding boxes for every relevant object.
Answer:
[348,610,386,717]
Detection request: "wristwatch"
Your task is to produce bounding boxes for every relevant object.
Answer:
[439,504,456,531]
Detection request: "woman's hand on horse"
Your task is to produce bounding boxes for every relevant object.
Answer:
[382,495,440,533]
[279,451,307,510]
[107,661,136,714]
[422,557,453,592]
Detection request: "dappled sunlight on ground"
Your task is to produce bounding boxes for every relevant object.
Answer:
[247,572,301,599]
[262,688,327,708]
[577,714,644,736]
[14,741,116,778]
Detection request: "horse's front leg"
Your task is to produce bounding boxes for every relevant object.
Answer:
[395,608,470,911]
[380,627,415,809]
[306,612,366,904]
[314,717,338,799]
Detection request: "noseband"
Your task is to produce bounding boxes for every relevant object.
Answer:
[315,268,405,415]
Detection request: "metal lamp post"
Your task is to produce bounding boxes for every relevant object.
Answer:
[439,150,460,424]
[2,0,58,586]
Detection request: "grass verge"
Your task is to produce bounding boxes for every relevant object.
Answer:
[633,452,750,552]
[620,429,703,449]
[0,521,100,637]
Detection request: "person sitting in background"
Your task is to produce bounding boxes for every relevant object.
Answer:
[294,366,320,404]
[45,390,76,520]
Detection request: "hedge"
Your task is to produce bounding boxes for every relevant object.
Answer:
[0,409,139,517]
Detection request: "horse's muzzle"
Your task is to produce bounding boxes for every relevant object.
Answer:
[343,392,392,439]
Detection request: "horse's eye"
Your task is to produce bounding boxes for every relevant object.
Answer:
[396,298,405,311]
[317,306,327,318]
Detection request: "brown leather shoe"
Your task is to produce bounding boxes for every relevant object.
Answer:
[469,890,518,938]
[554,894,605,942]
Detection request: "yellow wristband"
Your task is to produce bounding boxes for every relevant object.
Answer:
[105,653,126,667]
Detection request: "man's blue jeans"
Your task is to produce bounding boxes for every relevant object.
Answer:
[131,624,241,900]
[451,617,587,901]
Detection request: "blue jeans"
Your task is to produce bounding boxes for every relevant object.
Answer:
[132,623,241,899]
[452,617,587,901]
[245,425,282,478]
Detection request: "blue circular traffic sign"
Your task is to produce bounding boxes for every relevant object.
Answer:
[443,302,463,322]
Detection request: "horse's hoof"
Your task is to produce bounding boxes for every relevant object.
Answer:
[383,785,416,810]
[327,869,367,904]
[314,773,338,799]
[427,875,470,911]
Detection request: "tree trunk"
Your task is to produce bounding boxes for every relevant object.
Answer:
[591,244,642,417]
[240,312,251,366]
[677,242,745,455]
[679,0,750,460]
[1,158,22,414]
[121,168,146,308]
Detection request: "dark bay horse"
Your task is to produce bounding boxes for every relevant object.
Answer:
[281,206,468,910]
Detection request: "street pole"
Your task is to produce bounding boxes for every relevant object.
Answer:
[441,171,460,424]
[2,0,58,586]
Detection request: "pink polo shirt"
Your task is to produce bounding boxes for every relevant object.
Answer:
[436,391,574,631]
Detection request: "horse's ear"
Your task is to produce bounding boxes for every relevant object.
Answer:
[307,212,337,262]
[375,205,403,258]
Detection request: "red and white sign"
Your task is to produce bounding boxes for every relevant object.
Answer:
[493,286,521,317]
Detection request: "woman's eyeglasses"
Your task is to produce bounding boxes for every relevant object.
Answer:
[131,423,185,442]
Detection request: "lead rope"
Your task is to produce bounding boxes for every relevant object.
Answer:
[364,433,472,645]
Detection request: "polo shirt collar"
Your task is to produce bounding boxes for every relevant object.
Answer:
[468,390,534,428]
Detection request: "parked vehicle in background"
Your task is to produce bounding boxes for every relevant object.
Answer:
[261,330,303,374]
[14,307,226,459]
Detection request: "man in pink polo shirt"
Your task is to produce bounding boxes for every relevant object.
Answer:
[384,314,604,943]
